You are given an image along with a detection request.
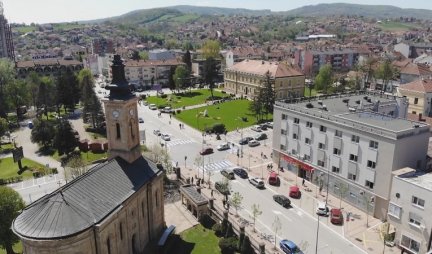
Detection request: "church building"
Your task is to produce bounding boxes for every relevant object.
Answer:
[12,55,165,254]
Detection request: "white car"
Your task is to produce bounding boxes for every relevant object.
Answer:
[251,125,262,132]
[248,177,264,189]
[149,104,157,110]
[161,106,172,113]
[217,142,230,151]
[161,134,171,141]
[316,202,329,216]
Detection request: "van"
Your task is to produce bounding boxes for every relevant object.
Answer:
[249,177,265,189]
[221,169,235,180]
[268,172,279,185]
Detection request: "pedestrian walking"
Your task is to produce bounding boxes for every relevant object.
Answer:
[169,114,172,119]
[191,176,194,184]
[302,178,306,186]
[179,123,181,129]
[261,152,263,158]
[211,189,214,197]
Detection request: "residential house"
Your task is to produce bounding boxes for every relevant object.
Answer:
[397,79,432,117]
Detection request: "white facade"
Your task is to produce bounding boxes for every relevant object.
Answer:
[394,43,410,59]
[388,168,432,254]
[272,92,429,219]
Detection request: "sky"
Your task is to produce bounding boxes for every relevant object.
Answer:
[2,0,432,24]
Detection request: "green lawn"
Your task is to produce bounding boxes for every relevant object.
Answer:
[175,99,271,132]
[52,150,107,164]
[0,242,22,254]
[378,21,419,31]
[178,224,220,254]
[304,88,317,97]
[145,89,229,109]
[0,157,44,180]
[0,143,14,153]
[12,26,37,33]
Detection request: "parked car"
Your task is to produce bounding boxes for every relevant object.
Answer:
[149,104,157,110]
[215,181,230,195]
[232,167,248,179]
[153,130,161,136]
[330,208,343,225]
[138,117,144,123]
[316,202,330,216]
[259,123,268,130]
[200,147,213,155]
[268,171,279,185]
[255,133,267,141]
[280,239,303,254]
[161,134,171,141]
[248,140,260,147]
[249,177,265,189]
[161,106,172,113]
[264,122,273,129]
[28,121,34,129]
[221,169,235,180]
[273,195,291,208]
[251,125,262,132]
[239,137,253,145]
[217,142,230,151]
[143,101,149,106]
[289,186,301,199]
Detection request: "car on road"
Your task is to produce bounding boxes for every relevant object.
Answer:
[316,202,330,216]
[28,121,34,129]
[251,125,262,132]
[280,239,303,254]
[217,142,230,151]
[239,137,253,145]
[248,140,260,147]
[220,169,235,180]
[161,106,172,113]
[249,177,265,189]
[273,195,291,208]
[153,130,161,136]
[149,104,157,110]
[232,167,248,178]
[268,171,279,185]
[289,186,301,199]
[200,147,213,155]
[330,208,343,225]
[138,117,144,123]
[254,133,267,141]
[215,181,230,195]
[161,134,171,141]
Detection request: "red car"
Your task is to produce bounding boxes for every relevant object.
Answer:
[289,186,301,198]
[200,147,213,155]
[268,171,279,185]
[330,208,343,225]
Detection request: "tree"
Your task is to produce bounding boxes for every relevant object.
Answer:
[131,50,140,61]
[336,181,349,208]
[65,155,87,181]
[360,57,377,87]
[249,95,264,122]
[250,203,262,232]
[139,51,149,60]
[6,79,30,123]
[229,192,243,216]
[56,69,79,113]
[272,216,282,250]
[31,119,55,149]
[0,186,25,254]
[314,64,333,94]
[183,50,192,71]
[225,222,234,238]
[203,57,217,100]
[173,65,190,92]
[0,59,16,118]
[0,118,8,148]
[375,59,395,93]
[26,71,40,108]
[240,236,254,254]
[79,69,104,128]
[168,66,176,90]
[238,229,245,250]
[201,40,220,59]
[53,119,78,155]
[37,76,55,120]
[261,71,275,118]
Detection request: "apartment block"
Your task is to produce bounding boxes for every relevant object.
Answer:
[388,168,432,254]
[272,92,429,219]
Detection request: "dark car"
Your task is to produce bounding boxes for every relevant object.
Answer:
[273,195,291,208]
[139,117,144,123]
[221,169,235,180]
[215,181,230,195]
[200,147,214,155]
[239,137,253,145]
[232,167,248,178]
[255,133,268,141]
[280,239,303,254]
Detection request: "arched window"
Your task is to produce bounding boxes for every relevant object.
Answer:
[116,123,121,139]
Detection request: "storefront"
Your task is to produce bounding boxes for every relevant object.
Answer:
[279,153,314,181]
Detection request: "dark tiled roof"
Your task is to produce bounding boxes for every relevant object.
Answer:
[13,156,162,239]
[180,185,208,206]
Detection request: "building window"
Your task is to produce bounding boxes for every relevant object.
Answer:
[294,118,300,124]
[332,166,340,173]
[281,129,287,135]
[408,213,422,228]
[351,135,359,143]
[335,130,342,137]
[281,114,287,120]
[306,121,313,128]
[388,202,401,219]
[116,123,121,139]
[412,196,425,208]
[400,234,420,253]
[303,154,311,161]
[318,143,326,149]
[349,154,358,162]
[317,160,325,167]
[414,98,418,104]
[291,149,297,155]
[348,173,357,181]
[367,160,376,169]
[320,125,327,132]
[333,148,341,155]
[365,180,374,189]
[369,140,378,149]
[292,133,298,140]
[305,137,311,144]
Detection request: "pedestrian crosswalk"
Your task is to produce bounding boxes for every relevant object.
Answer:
[199,160,234,173]
[166,139,194,148]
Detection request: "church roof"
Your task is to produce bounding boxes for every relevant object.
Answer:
[13,156,162,240]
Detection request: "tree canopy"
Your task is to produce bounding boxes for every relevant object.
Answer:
[31,119,55,148]
[314,64,333,94]
[173,65,190,92]
[201,40,220,59]
[0,186,25,254]
[53,119,78,155]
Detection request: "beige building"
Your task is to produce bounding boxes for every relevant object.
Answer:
[397,79,432,117]
[224,60,305,100]
[123,59,184,87]
[388,168,432,254]
[12,55,165,254]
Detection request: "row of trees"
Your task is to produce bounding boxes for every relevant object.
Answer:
[249,71,276,122]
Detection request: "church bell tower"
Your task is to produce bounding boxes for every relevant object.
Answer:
[103,55,141,163]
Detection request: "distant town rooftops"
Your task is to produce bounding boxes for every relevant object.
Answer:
[227,59,303,78]
[124,59,184,67]
[16,59,82,68]
[393,167,432,191]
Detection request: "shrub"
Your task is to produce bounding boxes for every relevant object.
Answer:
[141,94,147,100]
[212,223,223,237]
[221,90,227,94]
[219,237,238,254]
[225,222,235,238]
[176,109,181,114]
[212,123,226,134]
[240,236,254,254]
[160,94,168,98]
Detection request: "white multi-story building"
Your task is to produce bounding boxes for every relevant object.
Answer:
[272,92,429,219]
[388,168,432,254]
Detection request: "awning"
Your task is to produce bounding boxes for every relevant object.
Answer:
[282,154,314,172]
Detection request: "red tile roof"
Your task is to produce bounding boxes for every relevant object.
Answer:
[228,60,304,78]
[399,79,432,93]
[400,63,432,76]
